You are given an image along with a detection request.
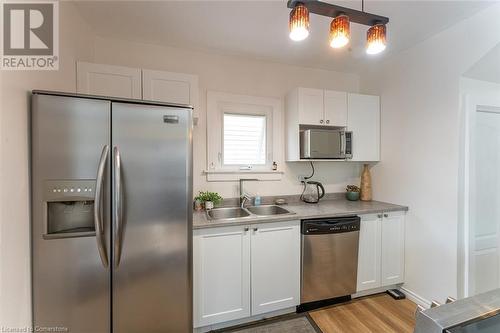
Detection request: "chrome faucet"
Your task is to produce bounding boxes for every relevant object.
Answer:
[239,178,258,208]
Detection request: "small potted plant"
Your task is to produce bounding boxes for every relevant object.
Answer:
[194,191,223,210]
[345,185,360,201]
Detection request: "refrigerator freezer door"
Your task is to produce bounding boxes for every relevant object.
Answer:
[31,94,111,333]
[111,102,192,333]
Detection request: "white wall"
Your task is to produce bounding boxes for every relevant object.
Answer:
[92,37,363,199]
[0,3,94,328]
[360,4,500,305]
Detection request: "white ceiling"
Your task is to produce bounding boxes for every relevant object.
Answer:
[464,42,500,84]
[74,0,495,73]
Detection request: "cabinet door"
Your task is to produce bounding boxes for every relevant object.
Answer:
[193,226,250,328]
[347,93,380,161]
[357,214,382,292]
[251,221,301,315]
[142,69,199,108]
[76,62,142,99]
[324,90,348,127]
[298,88,324,126]
[381,212,405,285]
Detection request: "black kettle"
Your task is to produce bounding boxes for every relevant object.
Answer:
[300,180,325,204]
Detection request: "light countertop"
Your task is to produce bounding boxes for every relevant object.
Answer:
[193,199,408,230]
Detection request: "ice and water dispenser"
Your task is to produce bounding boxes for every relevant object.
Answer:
[43,180,97,239]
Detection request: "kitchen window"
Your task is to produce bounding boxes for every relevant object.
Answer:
[206,91,282,180]
[223,113,267,166]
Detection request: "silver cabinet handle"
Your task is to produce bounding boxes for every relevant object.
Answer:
[384,213,389,218]
[319,120,324,124]
[94,145,109,268]
[244,227,249,232]
[326,120,330,124]
[253,227,258,232]
[377,214,383,218]
[113,146,124,268]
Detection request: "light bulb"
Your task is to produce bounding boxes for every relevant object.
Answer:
[329,15,350,49]
[366,23,387,55]
[289,3,309,41]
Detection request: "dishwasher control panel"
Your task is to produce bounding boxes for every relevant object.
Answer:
[301,216,360,235]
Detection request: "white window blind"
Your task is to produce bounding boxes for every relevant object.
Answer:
[223,113,266,165]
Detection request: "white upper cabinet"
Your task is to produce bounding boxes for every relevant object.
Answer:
[77,62,199,110]
[285,88,378,161]
[142,69,198,108]
[297,88,324,126]
[324,90,348,127]
[251,221,300,315]
[291,87,348,127]
[357,214,382,292]
[193,226,251,328]
[347,93,380,162]
[381,212,405,285]
[77,62,142,99]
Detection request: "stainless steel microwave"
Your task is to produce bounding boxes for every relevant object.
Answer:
[300,129,352,159]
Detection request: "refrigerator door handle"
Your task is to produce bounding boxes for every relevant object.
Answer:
[94,145,109,268]
[113,146,124,268]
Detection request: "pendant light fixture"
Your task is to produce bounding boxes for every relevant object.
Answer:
[286,0,389,55]
[329,14,350,48]
[289,2,310,41]
[366,23,386,55]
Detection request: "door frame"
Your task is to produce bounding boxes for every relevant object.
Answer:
[459,78,500,298]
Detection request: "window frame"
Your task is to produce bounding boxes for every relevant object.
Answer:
[207,91,282,173]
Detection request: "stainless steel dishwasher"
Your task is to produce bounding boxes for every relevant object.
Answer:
[301,216,361,305]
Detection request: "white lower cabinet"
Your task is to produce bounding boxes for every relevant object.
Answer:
[251,222,300,315]
[381,212,406,285]
[356,211,405,292]
[193,226,251,327]
[356,214,382,291]
[193,220,300,328]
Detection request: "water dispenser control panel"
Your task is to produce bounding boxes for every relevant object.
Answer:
[44,180,95,201]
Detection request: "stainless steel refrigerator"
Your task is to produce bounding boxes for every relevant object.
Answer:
[31,91,192,333]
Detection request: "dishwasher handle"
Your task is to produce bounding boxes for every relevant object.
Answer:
[302,216,360,235]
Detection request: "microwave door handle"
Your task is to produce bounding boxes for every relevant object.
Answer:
[94,145,109,268]
[340,132,346,155]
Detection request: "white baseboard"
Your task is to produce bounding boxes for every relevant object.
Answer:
[352,285,400,299]
[400,287,432,309]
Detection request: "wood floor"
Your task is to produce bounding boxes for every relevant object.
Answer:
[309,293,417,333]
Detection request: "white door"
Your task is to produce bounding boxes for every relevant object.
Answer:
[469,106,500,295]
[356,214,382,292]
[193,226,251,327]
[142,69,199,108]
[298,88,324,126]
[76,62,141,99]
[347,93,380,161]
[251,221,301,315]
[324,90,348,127]
[381,212,405,285]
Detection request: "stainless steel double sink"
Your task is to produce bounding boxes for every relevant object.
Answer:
[206,205,295,221]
